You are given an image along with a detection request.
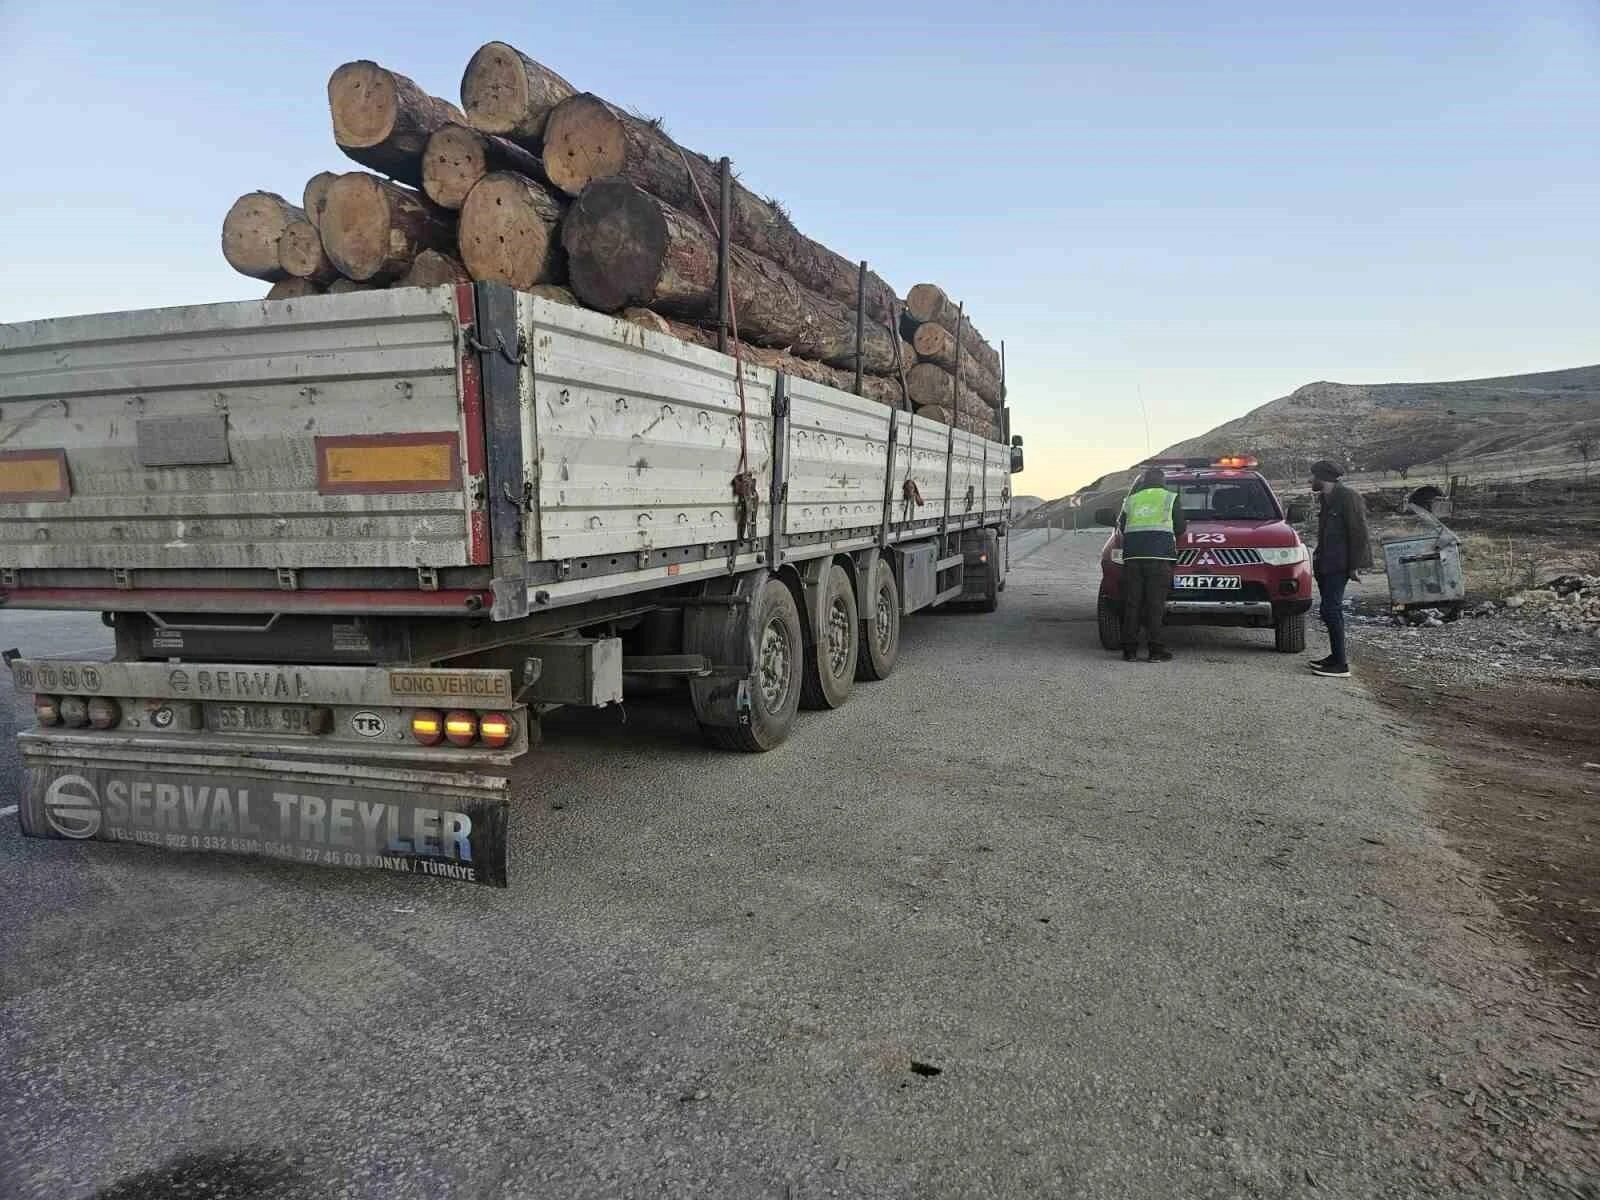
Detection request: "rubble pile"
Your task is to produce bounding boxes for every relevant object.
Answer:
[1496,575,1600,638]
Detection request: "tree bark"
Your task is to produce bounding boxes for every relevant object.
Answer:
[562,178,899,373]
[302,172,343,230]
[422,124,548,210]
[911,320,1002,408]
[328,61,465,188]
[222,192,305,281]
[529,283,579,306]
[905,283,1002,379]
[460,41,577,145]
[319,173,454,283]
[907,405,995,437]
[265,278,324,300]
[327,277,380,293]
[543,93,898,324]
[664,320,906,408]
[398,249,470,288]
[277,218,338,285]
[458,171,567,290]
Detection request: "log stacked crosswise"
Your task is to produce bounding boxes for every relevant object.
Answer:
[220,44,1008,437]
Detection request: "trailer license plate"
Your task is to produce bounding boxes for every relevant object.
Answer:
[206,704,313,734]
[1174,575,1241,590]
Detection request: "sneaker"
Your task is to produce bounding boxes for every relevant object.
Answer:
[1148,648,1173,663]
[1121,650,1138,662]
[1307,655,1333,670]
[1311,662,1351,678]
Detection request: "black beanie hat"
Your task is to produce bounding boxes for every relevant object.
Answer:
[1310,460,1343,483]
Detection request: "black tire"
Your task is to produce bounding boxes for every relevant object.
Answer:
[1274,611,1306,653]
[1097,592,1122,651]
[800,564,859,710]
[700,578,803,752]
[855,561,901,681]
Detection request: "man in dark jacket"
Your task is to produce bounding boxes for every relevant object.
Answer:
[1116,468,1188,662]
[1307,460,1372,677]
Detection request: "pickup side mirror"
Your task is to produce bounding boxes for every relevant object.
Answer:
[1093,506,1117,527]
[1286,499,1310,524]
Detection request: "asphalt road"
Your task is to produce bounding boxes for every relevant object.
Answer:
[0,535,1584,1198]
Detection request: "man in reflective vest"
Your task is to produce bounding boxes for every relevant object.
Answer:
[1117,467,1187,662]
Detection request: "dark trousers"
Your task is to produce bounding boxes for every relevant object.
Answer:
[1316,572,1348,666]
[1121,560,1173,651]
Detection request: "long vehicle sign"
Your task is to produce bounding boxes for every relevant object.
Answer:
[18,760,509,887]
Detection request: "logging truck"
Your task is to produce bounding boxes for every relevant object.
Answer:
[0,285,1022,887]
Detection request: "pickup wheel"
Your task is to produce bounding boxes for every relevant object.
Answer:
[700,578,803,752]
[1274,611,1307,654]
[800,565,859,710]
[855,561,901,681]
[1097,592,1122,651]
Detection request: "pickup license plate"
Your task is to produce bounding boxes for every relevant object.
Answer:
[1174,574,1242,590]
[206,704,314,734]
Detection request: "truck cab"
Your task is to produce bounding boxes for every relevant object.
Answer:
[1094,456,1314,654]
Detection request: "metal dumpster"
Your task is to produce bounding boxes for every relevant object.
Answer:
[1381,494,1465,616]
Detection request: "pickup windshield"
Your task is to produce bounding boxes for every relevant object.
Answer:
[1171,477,1279,521]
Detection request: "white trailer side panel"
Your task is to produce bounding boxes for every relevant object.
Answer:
[782,377,892,540]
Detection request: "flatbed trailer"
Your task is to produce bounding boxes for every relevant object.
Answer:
[0,284,1022,885]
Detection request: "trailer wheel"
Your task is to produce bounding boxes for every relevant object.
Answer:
[856,561,901,681]
[800,565,859,710]
[1274,611,1306,654]
[1097,592,1122,651]
[700,577,803,752]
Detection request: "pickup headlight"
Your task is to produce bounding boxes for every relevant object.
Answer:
[1259,545,1308,566]
[1110,549,1124,564]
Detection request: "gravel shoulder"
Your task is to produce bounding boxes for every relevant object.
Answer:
[1,538,1596,1198]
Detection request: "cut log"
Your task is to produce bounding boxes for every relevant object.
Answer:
[906,361,994,421]
[529,283,579,306]
[543,93,897,323]
[265,278,324,300]
[398,249,470,288]
[221,192,304,281]
[460,41,576,145]
[665,320,907,408]
[562,178,897,372]
[912,321,1002,408]
[277,218,338,285]
[622,307,673,335]
[422,124,548,210]
[329,61,465,188]
[905,283,1002,379]
[327,277,380,293]
[303,172,343,230]
[319,173,453,283]
[908,404,996,437]
[457,172,567,290]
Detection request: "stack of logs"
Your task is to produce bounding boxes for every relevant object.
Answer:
[219,45,1005,438]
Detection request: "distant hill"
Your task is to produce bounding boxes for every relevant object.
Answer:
[1011,495,1045,517]
[1022,363,1600,528]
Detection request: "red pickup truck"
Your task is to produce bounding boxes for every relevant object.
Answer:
[1094,456,1314,654]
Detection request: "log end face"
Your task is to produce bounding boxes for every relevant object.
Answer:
[561,178,668,313]
[303,172,342,230]
[459,172,561,291]
[327,277,379,294]
[320,173,392,281]
[222,191,300,281]
[461,42,531,136]
[905,282,948,324]
[266,278,324,301]
[278,219,327,279]
[422,125,487,210]
[399,249,471,289]
[329,61,399,149]
[543,94,625,197]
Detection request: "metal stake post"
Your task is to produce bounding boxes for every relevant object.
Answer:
[716,158,731,354]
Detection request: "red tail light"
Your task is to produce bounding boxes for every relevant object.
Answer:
[34,696,61,726]
[410,710,444,746]
[87,698,121,730]
[444,711,478,747]
[478,712,514,749]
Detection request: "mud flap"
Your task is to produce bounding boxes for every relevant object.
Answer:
[18,742,510,887]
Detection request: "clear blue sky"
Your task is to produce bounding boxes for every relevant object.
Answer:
[4,1,1598,497]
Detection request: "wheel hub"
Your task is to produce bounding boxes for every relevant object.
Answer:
[874,590,893,651]
[758,618,792,710]
[826,596,852,676]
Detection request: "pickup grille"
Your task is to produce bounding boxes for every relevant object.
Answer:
[1178,547,1262,566]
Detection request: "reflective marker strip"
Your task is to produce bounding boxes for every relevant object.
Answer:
[315,433,462,495]
[0,449,70,502]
